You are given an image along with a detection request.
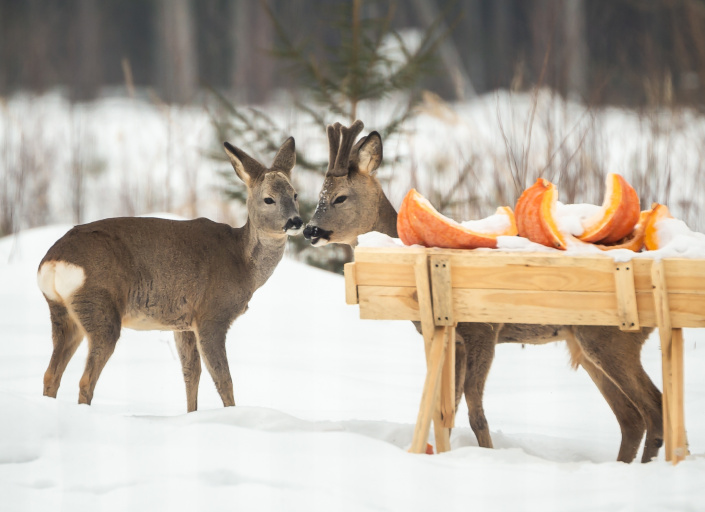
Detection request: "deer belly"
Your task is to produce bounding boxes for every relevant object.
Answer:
[122,304,194,331]
[121,313,189,331]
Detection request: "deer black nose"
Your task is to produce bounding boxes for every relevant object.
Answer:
[303,225,317,240]
[284,217,303,233]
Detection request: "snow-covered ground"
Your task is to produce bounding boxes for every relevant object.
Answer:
[2,225,705,512]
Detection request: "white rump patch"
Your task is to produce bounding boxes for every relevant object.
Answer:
[37,261,86,303]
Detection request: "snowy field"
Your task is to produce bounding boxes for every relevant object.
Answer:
[2,225,705,511]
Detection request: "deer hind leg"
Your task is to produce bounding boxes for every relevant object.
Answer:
[573,326,663,463]
[72,289,122,405]
[43,301,84,398]
[174,331,201,412]
[567,334,645,462]
[195,324,234,407]
[458,323,497,449]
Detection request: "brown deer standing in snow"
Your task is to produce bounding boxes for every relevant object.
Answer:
[304,120,663,463]
[38,137,303,412]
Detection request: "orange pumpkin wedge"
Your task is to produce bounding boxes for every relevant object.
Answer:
[594,208,654,252]
[397,190,425,246]
[578,173,641,244]
[399,189,516,249]
[644,203,673,251]
[515,178,568,250]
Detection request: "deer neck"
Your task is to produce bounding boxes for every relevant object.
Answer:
[371,191,398,238]
[240,219,287,288]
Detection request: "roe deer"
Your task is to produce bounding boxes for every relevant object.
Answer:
[304,120,663,463]
[38,137,303,412]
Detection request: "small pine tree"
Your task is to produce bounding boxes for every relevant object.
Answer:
[210,0,453,272]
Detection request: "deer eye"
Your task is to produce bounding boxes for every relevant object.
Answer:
[294,194,298,201]
[333,195,347,205]
[264,197,275,205]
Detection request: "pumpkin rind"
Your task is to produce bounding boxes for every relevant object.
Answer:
[399,189,515,249]
[644,203,672,251]
[578,173,641,244]
[515,178,568,250]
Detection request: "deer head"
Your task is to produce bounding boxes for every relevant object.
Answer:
[304,120,395,246]
[224,137,303,237]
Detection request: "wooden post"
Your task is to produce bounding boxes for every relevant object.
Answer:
[651,260,687,464]
[414,254,453,453]
[670,327,687,463]
[344,262,358,305]
[409,326,451,454]
[613,261,640,331]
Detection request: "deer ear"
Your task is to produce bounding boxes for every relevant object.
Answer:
[224,141,265,186]
[271,136,296,175]
[355,131,383,176]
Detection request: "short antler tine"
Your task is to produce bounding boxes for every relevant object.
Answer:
[327,123,342,172]
[332,120,364,175]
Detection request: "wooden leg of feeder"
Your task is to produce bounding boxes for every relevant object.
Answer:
[433,326,455,453]
[659,327,673,461]
[410,326,449,454]
[669,328,686,464]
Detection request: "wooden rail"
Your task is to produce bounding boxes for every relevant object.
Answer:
[344,247,705,464]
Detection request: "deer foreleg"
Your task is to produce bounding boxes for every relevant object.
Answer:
[175,331,201,412]
[195,324,234,407]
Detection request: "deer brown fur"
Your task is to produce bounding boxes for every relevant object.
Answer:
[38,137,303,412]
[304,120,663,463]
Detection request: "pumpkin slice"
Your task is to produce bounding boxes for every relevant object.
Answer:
[515,178,568,250]
[594,208,654,252]
[578,173,641,243]
[397,190,425,246]
[400,189,516,249]
[644,203,673,251]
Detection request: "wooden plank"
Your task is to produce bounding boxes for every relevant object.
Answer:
[344,263,358,305]
[633,258,705,294]
[451,264,616,292]
[613,261,640,331]
[355,248,705,294]
[670,328,687,464]
[355,262,417,287]
[358,286,420,321]
[430,255,454,326]
[452,289,622,326]
[409,326,449,454]
[357,286,705,327]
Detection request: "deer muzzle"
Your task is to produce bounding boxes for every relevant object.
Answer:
[303,224,332,246]
[284,217,304,235]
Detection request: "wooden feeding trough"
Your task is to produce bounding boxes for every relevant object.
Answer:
[344,246,705,464]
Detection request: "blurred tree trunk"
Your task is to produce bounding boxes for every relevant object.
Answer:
[490,0,512,88]
[461,0,487,94]
[155,0,198,103]
[563,0,587,99]
[530,0,554,86]
[230,0,273,104]
[72,0,101,101]
[410,0,476,100]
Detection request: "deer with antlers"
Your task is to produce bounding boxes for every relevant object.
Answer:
[38,137,303,412]
[304,120,663,463]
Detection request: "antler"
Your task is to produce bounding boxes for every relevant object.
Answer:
[328,120,364,177]
[326,122,342,172]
